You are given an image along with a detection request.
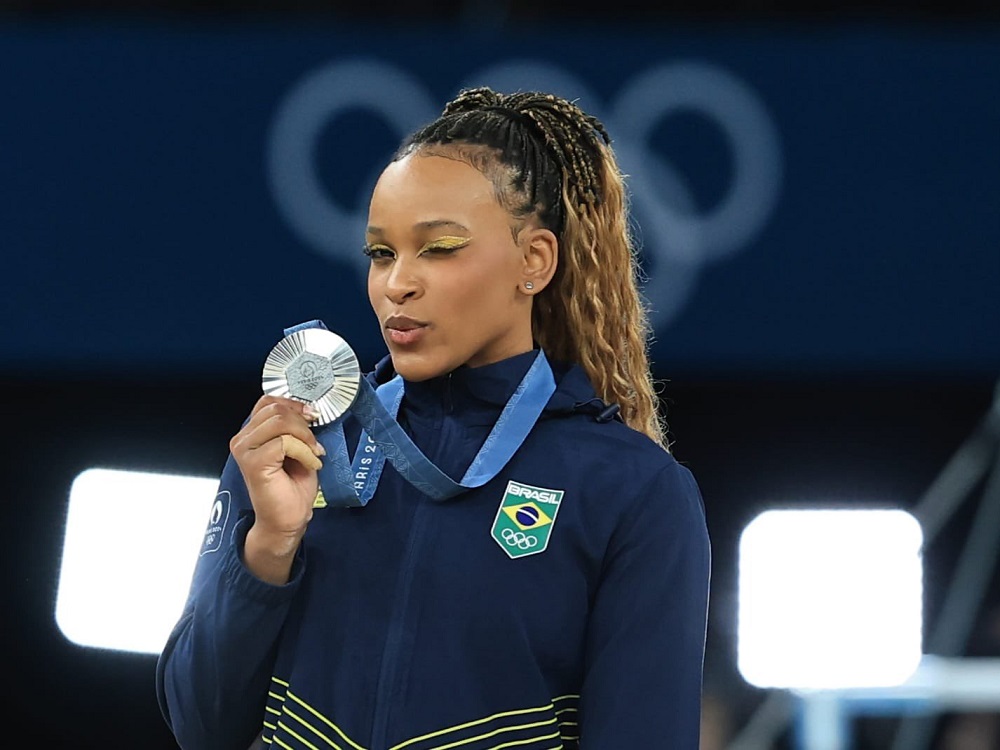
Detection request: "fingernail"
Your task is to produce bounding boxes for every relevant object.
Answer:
[314,442,326,457]
[303,405,321,421]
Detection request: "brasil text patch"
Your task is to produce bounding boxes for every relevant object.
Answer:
[491,480,564,559]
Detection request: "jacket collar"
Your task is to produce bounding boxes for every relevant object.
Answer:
[369,350,620,423]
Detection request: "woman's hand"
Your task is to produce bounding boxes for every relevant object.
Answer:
[229,395,326,583]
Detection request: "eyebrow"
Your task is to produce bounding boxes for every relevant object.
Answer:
[366,219,471,236]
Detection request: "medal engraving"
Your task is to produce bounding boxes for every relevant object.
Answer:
[286,352,336,402]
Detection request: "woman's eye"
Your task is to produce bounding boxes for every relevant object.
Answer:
[421,245,458,256]
[363,244,394,260]
[420,238,470,256]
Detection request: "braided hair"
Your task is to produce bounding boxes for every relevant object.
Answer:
[396,87,667,449]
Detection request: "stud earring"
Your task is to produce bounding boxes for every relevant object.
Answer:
[524,281,534,290]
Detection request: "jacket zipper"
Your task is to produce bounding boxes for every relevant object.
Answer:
[371,378,449,747]
[369,499,428,749]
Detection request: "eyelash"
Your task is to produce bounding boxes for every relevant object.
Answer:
[362,244,394,260]
[362,243,466,260]
[421,245,462,257]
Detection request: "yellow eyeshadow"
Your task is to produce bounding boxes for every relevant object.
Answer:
[424,235,471,250]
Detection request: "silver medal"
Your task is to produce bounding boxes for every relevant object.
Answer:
[261,327,361,425]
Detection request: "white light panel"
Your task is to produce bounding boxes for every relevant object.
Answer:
[738,508,923,690]
[55,468,218,654]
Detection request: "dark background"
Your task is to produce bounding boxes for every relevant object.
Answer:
[3,1,999,748]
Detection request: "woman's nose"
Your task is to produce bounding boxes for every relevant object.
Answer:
[383,258,422,305]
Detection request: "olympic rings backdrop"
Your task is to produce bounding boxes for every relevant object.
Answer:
[3,24,998,379]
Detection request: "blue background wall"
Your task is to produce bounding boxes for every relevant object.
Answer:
[4,24,998,378]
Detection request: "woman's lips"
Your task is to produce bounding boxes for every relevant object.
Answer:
[387,326,425,346]
[385,315,428,346]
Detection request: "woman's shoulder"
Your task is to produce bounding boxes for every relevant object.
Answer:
[548,412,683,475]
[540,362,676,462]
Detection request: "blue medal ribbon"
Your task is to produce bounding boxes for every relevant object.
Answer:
[283,320,555,507]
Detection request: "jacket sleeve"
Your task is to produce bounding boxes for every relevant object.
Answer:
[155,453,306,750]
[578,459,711,747]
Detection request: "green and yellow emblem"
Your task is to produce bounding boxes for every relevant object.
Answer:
[313,487,328,509]
[491,480,564,559]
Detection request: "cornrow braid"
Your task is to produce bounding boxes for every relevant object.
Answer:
[397,86,667,449]
[442,88,610,212]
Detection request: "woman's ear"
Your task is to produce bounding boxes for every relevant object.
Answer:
[520,227,558,295]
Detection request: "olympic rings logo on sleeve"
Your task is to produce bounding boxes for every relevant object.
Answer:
[267,56,782,331]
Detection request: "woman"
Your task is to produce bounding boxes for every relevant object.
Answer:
[156,87,711,750]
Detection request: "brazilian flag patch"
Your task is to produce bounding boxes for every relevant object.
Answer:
[491,480,564,559]
[313,487,328,509]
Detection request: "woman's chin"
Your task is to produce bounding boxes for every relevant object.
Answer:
[389,351,449,382]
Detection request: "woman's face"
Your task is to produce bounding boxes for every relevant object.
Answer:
[365,152,535,382]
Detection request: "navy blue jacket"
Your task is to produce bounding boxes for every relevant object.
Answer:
[156,350,711,750]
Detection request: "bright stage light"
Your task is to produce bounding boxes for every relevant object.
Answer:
[737,508,923,690]
[55,468,217,654]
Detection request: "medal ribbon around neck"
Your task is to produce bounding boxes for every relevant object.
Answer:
[261,319,556,507]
